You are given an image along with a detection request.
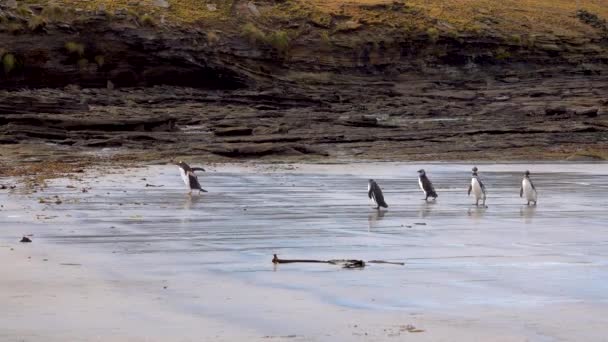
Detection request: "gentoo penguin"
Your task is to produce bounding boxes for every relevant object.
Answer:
[368,179,388,210]
[175,161,207,195]
[467,166,487,207]
[520,170,538,206]
[417,169,438,201]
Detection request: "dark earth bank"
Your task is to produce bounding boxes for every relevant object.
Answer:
[1,2,608,167]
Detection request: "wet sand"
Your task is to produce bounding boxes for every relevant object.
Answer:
[1,162,608,341]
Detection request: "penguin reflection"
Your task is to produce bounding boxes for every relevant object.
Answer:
[418,201,434,218]
[183,194,203,209]
[519,205,537,223]
[467,206,486,222]
[368,210,386,230]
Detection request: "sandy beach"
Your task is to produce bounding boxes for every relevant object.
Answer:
[1,162,608,341]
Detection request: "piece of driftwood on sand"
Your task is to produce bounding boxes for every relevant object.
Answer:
[272,254,404,268]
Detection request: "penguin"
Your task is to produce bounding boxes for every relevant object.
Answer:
[368,179,388,210]
[520,170,538,206]
[175,161,207,195]
[467,166,487,207]
[417,169,438,201]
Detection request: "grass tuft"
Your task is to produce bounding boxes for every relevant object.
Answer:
[494,47,511,60]
[65,41,85,56]
[27,15,47,31]
[426,27,439,42]
[242,22,266,44]
[16,5,32,17]
[320,31,331,46]
[94,55,105,67]
[2,53,16,74]
[41,4,65,21]
[7,22,23,34]
[139,13,155,27]
[268,30,290,52]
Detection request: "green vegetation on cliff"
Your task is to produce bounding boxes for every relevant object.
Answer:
[11,0,608,38]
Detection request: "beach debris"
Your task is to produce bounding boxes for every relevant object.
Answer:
[20,236,32,243]
[145,183,164,187]
[272,254,404,269]
[404,324,425,333]
[38,195,63,204]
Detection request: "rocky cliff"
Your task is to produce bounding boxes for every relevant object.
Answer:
[1,0,608,164]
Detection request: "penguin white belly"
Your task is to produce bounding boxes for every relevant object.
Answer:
[179,167,190,187]
[418,177,427,195]
[472,178,483,200]
[522,179,537,201]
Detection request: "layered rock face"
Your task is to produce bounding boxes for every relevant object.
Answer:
[1,2,607,161]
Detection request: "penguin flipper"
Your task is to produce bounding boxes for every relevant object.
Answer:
[187,172,203,191]
[478,179,487,195]
[467,184,472,196]
[520,185,523,198]
[421,177,437,198]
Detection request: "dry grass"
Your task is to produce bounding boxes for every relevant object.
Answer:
[308,0,608,36]
[41,0,232,23]
[12,0,608,38]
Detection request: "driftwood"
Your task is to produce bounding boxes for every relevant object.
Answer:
[272,254,404,269]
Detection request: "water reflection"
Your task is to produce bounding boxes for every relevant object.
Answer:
[368,210,386,230]
[467,206,487,222]
[520,205,537,223]
[418,201,435,218]
[183,195,203,210]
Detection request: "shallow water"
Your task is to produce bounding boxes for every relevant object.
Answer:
[2,162,608,336]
